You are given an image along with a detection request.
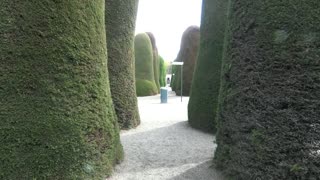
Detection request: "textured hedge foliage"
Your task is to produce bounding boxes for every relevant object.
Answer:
[105,0,140,129]
[147,32,160,92]
[159,56,166,87]
[134,33,158,96]
[188,0,229,133]
[0,1,123,179]
[173,26,200,96]
[215,0,320,179]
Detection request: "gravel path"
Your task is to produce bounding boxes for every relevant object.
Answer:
[108,94,224,180]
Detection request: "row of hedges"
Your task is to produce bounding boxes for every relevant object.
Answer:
[159,56,166,87]
[106,0,140,129]
[171,26,200,96]
[134,33,167,96]
[187,0,320,179]
[134,33,158,96]
[188,0,229,132]
[0,1,124,179]
[147,32,161,92]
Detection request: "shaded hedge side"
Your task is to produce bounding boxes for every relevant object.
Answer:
[214,0,320,179]
[159,56,166,87]
[188,0,230,133]
[174,26,200,96]
[106,0,140,129]
[147,32,160,92]
[134,33,158,96]
[0,1,123,179]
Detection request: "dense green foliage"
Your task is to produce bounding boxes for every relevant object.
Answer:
[188,0,229,132]
[159,56,166,87]
[147,32,160,92]
[215,0,320,179]
[134,33,158,96]
[0,1,123,179]
[135,79,158,97]
[171,62,181,92]
[105,0,140,129]
[172,26,200,96]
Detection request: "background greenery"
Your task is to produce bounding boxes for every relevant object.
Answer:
[172,26,200,96]
[134,33,158,96]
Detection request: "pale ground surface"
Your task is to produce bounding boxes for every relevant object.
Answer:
[108,93,224,180]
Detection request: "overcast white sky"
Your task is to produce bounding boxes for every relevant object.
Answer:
[135,0,202,62]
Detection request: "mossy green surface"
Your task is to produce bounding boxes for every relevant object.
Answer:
[188,0,230,133]
[134,33,158,96]
[105,0,140,129]
[0,1,122,179]
[173,26,200,96]
[147,32,160,92]
[159,56,166,87]
[215,0,320,179]
[135,79,158,97]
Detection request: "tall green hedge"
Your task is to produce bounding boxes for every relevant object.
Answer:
[188,0,230,133]
[0,1,123,179]
[215,0,320,179]
[134,33,158,96]
[159,56,166,87]
[105,0,140,129]
[147,32,160,92]
[173,26,200,96]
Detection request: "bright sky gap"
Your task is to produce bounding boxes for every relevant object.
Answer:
[135,0,202,62]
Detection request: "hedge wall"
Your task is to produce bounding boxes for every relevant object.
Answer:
[147,32,160,92]
[159,56,166,87]
[134,33,158,96]
[174,26,200,96]
[188,0,230,133]
[0,1,123,179]
[214,0,320,179]
[105,0,140,129]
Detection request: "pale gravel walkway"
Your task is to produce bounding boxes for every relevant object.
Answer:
[108,94,224,180]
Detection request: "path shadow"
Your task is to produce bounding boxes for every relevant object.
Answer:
[114,121,224,179]
[170,160,225,180]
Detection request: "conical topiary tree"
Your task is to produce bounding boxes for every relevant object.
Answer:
[159,56,167,87]
[105,0,140,129]
[215,0,320,179]
[173,26,200,96]
[134,33,158,96]
[147,32,160,92]
[188,0,230,133]
[0,1,123,179]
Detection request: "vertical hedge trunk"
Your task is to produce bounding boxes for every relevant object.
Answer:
[174,26,200,96]
[105,0,140,129]
[147,32,161,92]
[0,1,123,179]
[188,0,230,132]
[134,33,158,96]
[215,0,320,179]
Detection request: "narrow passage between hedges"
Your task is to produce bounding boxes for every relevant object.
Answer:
[108,94,224,180]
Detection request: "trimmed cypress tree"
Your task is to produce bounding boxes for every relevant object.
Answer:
[215,0,320,179]
[174,26,200,96]
[159,56,166,87]
[134,33,158,96]
[0,1,123,179]
[188,0,230,133]
[105,0,140,129]
[147,32,161,92]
